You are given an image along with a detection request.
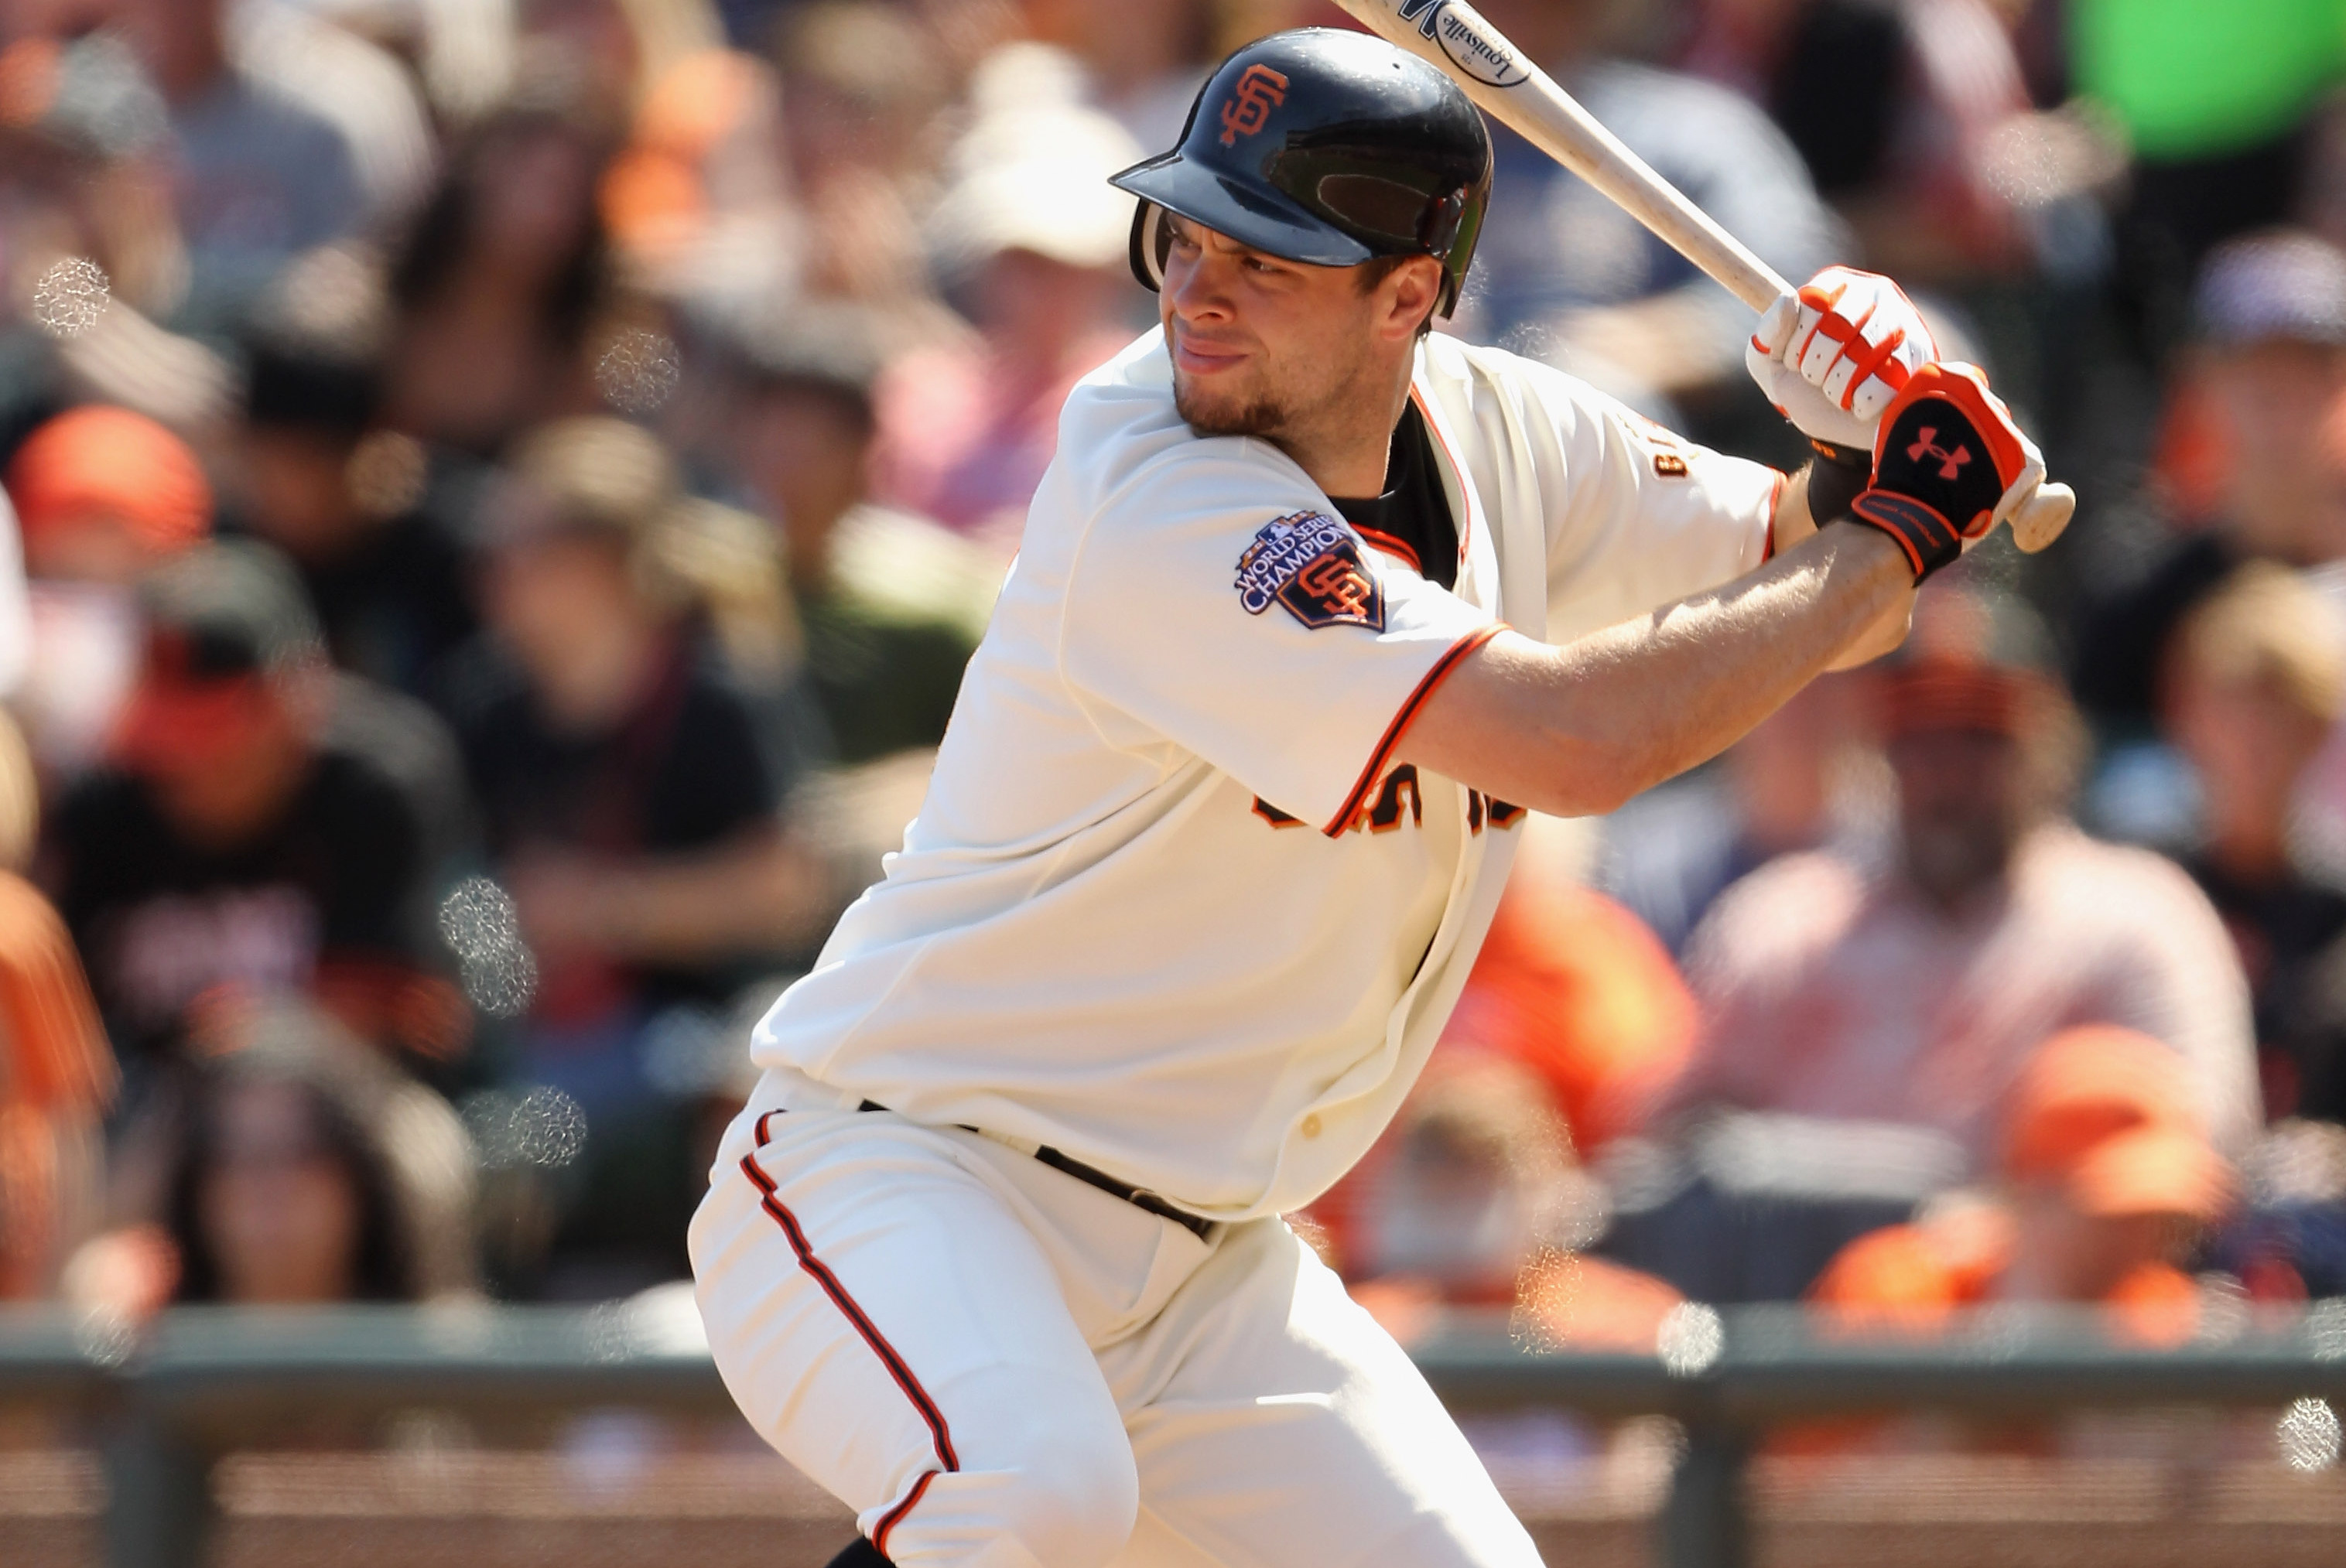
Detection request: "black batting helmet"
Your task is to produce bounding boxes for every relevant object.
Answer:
[1109,29,1493,319]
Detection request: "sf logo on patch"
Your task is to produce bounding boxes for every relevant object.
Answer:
[1219,63,1288,145]
[1235,512,1387,631]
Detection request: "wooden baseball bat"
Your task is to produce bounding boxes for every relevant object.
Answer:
[1326,0,2075,553]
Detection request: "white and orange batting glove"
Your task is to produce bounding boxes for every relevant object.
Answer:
[1745,265,1938,461]
[1848,361,2054,579]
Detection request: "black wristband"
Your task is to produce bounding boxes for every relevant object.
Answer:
[1804,439,1871,524]
[1848,489,1964,580]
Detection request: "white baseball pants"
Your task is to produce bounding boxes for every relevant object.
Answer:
[689,1071,1544,1567]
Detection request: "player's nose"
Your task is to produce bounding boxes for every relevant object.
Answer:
[1163,251,1236,324]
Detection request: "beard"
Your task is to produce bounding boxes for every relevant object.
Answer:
[1172,368,1287,438]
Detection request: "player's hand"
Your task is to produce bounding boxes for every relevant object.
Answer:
[1847,360,2074,579]
[1746,265,1937,458]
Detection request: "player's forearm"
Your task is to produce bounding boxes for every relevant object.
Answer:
[1405,521,1913,817]
[1776,463,1909,670]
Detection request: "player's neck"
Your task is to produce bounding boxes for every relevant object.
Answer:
[1267,359,1416,499]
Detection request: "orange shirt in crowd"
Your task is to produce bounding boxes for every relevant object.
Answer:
[0,871,116,1298]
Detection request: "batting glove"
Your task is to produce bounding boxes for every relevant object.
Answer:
[1847,361,2063,579]
[1746,266,1938,462]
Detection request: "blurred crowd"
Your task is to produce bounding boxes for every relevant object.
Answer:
[5,0,2346,1451]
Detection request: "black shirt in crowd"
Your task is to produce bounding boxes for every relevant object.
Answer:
[436,627,814,1021]
[293,507,479,700]
[46,681,457,1071]
[2189,854,2346,1122]
[2070,530,2239,733]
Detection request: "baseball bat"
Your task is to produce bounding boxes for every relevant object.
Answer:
[1326,0,2075,553]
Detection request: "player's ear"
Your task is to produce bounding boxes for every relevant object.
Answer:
[1380,256,1443,343]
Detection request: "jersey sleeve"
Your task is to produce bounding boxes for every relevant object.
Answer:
[1508,356,1783,644]
[1059,445,1499,835]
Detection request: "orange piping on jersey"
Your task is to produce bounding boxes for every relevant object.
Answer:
[1352,525,1421,572]
[743,1115,960,1478]
[874,1469,939,1556]
[1763,468,1787,563]
[1322,623,1508,837]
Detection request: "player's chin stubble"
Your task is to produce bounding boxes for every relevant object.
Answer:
[1173,373,1285,439]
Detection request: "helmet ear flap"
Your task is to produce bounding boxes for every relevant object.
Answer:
[1127,201,1171,294]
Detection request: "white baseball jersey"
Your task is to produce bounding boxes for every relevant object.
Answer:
[750,328,1780,1221]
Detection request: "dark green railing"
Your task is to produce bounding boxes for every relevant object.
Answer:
[4,1300,2342,1567]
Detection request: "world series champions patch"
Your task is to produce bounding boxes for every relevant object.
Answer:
[1234,512,1386,631]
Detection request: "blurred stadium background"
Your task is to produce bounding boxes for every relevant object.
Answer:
[10,0,2346,1562]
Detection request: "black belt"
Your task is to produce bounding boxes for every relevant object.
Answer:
[858,1101,1214,1240]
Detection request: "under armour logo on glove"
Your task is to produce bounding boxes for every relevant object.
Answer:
[1848,363,2044,581]
[1906,429,1972,480]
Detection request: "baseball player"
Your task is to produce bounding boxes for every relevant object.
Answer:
[692,27,2060,1568]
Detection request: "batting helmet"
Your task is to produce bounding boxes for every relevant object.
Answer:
[1108,29,1493,319]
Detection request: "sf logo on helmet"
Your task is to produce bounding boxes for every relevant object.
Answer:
[1219,64,1288,146]
[1906,427,1972,481]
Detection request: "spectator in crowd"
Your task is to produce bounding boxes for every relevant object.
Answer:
[227,250,477,698]
[439,416,829,1292]
[5,402,205,589]
[0,477,38,704]
[600,46,799,309]
[1675,0,2049,285]
[445,416,829,1049]
[0,678,43,877]
[1599,673,1885,956]
[514,0,660,125]
[0,857,114,1300]
[385,101,612,456]
[727,306,992,766]
[105,0,373,315]
[5,404,206,781]
[167,1006,472,1303]
[2163,564,2346,1121]
[0,29,198,440]
[2075,231,2346,733]
[1020,0,1213,152]
[238,2,436,226]
[43,541,468,1082]
[872,100,1142,545]
[1671,589,2261,1170]
[1459,0,1842,432]
[771,1,954,318]
[70,1001,477,1314]
[1318,1052,1683,1356]
[1812,1023,2238,1347]
[2071,0,2346,358]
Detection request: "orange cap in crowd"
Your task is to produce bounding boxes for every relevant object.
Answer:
[1999,1023,2204,1182]
[3,405,211,560]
